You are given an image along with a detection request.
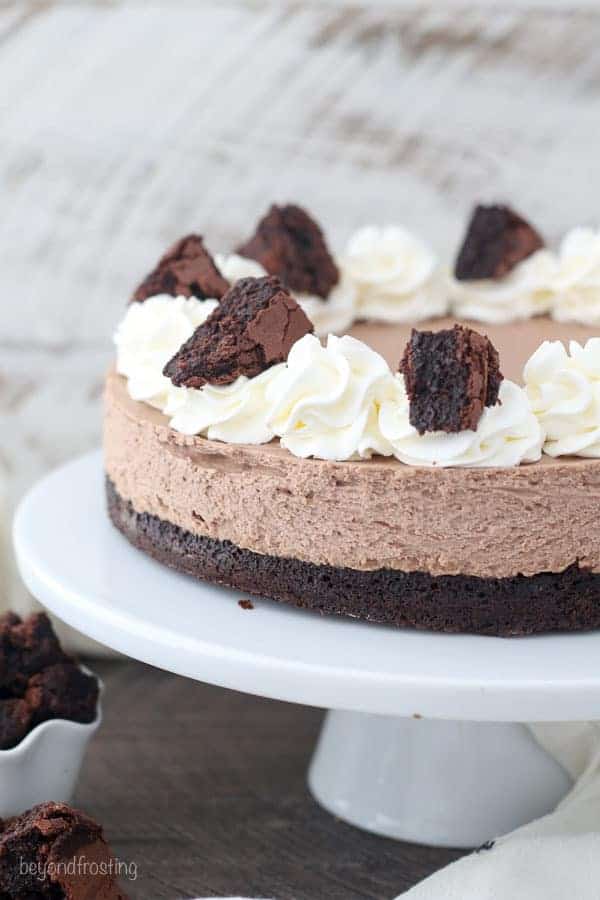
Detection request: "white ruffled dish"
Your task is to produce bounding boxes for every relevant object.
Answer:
[0,667,101,817]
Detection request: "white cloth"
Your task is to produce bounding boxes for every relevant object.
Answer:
[191,724,600,900]
[398,722,600,899]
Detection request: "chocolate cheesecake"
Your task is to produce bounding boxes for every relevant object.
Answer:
[104,205,600,636]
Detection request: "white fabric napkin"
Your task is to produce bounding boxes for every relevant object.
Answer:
[190,723,600,900]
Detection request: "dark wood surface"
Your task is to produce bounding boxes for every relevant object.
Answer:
[75,660,462,900]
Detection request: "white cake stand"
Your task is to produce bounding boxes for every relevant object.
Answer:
[13,452,600,848]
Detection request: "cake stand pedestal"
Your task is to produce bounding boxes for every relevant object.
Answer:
[13,452,600,849]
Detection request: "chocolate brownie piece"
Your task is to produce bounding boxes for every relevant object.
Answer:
[237,204,339,298]
[0,802,128,899]
[454,204,544,280]
[0,699,32,750]
[164,275,313,387]
[399,325,503,434]
[132,234,229,302]
[0,614,98,749]
[0,614,67,694]
[26,664,99,728]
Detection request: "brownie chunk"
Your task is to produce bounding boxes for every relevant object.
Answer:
[237,204,339,299]
[132,234,229,302]
[0,613,99,750]
[454,204,544,280]
[0,613,67,694]
[164,275,313,387]
[399,325,503,434]
[26,663,99,728]
[0,802,128,899]
[0,699,32,750]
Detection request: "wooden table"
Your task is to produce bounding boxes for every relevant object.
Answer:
[78,660,463,899]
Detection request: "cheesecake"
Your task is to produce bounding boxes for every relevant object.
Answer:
[104,204,600,636]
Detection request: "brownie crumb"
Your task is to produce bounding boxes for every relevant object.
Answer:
[237,204,339,298]
[238,599,254,610]
[164,275,313,388]
[0,613,99,750]
[0,699,32,751]
[0,801,128,898]
[132,234,229,302]
[0,612,67,694]
[477,840,496,852]
[399,324,503,434]
[26,663,99,729]
[454,204,544,281]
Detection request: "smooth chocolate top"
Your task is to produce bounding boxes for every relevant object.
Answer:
[237,204,339,299]
[164,275,313,387]
[454,204,544,280]
[132,234,229,302]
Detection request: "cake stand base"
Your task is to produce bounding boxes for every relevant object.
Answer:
[308,711,572,848]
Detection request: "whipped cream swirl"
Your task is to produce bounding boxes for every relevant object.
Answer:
[266,334,395,460]
[379,377,543,467]
[550,228,600,326]
[166,366,284,444]
[343,225,447,323]
[214,253,268,283]
[524,338,600,457]
[295,271,357,337]
[114,295,218,411]
[449,249,557,324]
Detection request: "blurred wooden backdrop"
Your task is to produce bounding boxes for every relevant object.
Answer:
[2,0,600,609]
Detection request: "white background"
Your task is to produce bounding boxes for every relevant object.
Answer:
[2,0,600,613]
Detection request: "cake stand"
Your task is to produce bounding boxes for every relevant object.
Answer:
[13,452,600,849]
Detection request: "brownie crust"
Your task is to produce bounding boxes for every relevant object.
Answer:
[107,478,600,637]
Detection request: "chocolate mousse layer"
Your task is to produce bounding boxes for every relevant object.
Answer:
[104,366,600,581]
